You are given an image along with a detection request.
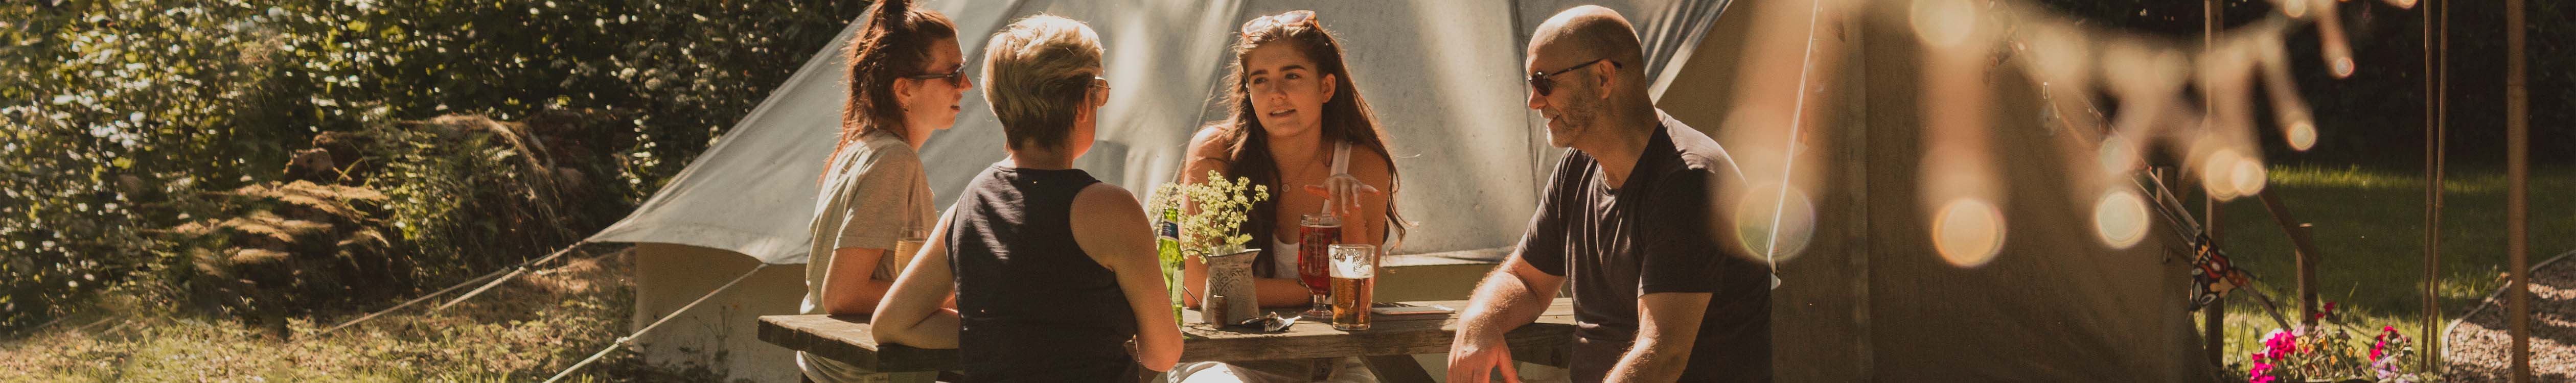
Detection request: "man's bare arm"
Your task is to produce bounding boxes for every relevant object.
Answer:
[1603,292,1711,383]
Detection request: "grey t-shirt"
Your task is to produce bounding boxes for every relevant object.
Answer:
[799,130,936,383]
[802,130,938,315]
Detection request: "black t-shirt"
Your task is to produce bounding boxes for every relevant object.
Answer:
[1514,114,1772,383]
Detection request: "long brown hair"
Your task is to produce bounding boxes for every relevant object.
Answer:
[829,0,956,173]
[1213,11,1406,273]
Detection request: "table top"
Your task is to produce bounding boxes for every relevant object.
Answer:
[757,299,1579,373]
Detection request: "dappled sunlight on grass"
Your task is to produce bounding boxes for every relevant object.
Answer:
[0,250,713,382]
[2264,165,2563,195]
[2265,165,2426,190]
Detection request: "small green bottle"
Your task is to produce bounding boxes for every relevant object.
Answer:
[1157,206,1184,324]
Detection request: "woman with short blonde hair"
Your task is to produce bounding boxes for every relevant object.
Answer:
[870,14,1184,382]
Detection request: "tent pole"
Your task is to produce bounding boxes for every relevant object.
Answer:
[2504,0,2531,379]
[2199,0,2227,369]
[543,264,774,383]
[2203,186,2226,361]
[2255,190,2320,326]
[434,243,585,312]
[2421,0,2449,372]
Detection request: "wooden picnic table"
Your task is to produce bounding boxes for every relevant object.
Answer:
[758,298,1578,383]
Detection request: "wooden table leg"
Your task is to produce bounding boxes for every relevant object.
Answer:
[1362,355,1437,383]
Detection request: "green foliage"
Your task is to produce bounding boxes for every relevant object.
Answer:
[1149,171,1273,257]
[0,0,870,332]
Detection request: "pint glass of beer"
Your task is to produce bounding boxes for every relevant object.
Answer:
[1327,244,1377,331]
[892,227,929,275]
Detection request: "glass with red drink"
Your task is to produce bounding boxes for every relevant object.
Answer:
[1298,213,1341,318]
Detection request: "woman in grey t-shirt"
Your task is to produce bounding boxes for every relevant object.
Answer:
[799,1,971,381]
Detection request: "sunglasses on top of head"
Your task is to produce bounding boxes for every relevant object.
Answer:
[1239,10,1317,37]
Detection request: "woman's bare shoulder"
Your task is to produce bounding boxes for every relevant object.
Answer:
[1186,125,1237,161]
[1346,145,1395,183]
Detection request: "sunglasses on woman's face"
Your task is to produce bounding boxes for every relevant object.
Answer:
[1526,58,1613,97]
[902,65,968,86]
[1089,76,1112,106]
[1240,10,1317,37]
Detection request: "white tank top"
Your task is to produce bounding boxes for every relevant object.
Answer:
[1264,142,1353,278]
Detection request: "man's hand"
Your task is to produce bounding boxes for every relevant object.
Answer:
[1448,258,1559,383]
[1447,333,1521,383]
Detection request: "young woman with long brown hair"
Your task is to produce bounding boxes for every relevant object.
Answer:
[1179,9,1405,312]
[1171,10,1406,382]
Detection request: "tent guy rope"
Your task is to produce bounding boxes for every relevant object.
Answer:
[304,243,586,340]
[545,264,775,383]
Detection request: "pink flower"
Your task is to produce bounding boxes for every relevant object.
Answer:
[2249,362,2276,383]
[2261,329,2300,359]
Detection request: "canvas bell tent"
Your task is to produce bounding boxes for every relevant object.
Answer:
[571,0,2216,381]
[582,1,1723,380]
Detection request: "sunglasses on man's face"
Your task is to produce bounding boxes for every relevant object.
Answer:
[902,65,968,86]
[1526,58,1614,97]
[1239,10,1317,37]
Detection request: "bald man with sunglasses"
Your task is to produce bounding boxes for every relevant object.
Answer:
[1446,6,1771,383]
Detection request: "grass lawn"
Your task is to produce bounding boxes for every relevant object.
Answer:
[2201,165,2575,372]
[0,251,710,382]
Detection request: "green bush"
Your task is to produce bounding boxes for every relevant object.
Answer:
[1,0,869,332]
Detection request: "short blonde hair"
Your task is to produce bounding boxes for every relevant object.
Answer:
[980,14,1102,150]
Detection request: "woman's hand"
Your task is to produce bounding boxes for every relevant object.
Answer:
[1303,172,1381,220]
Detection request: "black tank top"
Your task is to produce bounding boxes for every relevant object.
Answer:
[947,164,1140,382]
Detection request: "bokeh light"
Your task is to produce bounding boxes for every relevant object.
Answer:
[2286,121,2317,151]
[2092,189,2149,249]
[2201,149,2246,201]
[1933,198,2006,267]
[2098,134,2138,175]
[2231,157,2268,196]
[1735,183,1818,262]
[2279,0,2310,18]
[1910,0,1976,49]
